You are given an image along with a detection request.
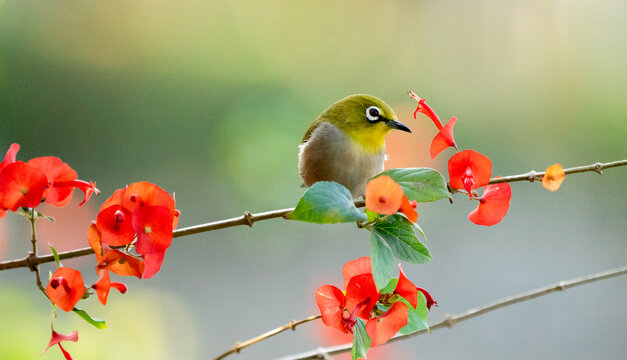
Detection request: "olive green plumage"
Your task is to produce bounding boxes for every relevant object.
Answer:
[298,94,411,198]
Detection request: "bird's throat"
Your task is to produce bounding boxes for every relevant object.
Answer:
[345,127,389,154]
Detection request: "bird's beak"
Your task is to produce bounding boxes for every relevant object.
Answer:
[386,119,412,133]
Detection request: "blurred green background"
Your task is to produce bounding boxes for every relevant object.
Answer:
[1,1,625,359]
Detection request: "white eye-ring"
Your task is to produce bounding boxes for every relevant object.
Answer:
[365,106,381,122]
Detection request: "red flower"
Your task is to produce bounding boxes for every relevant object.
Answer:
[46,267,85,311]
[468,182,512,226]
[0,161,48,214]
[316,257,434,347]
[41,329,78,360]
[366,301,408,346]
[430,117,458,159]
[142,251,166,279]
[408,92,459,159]
[448,149,492,196]
[96,250,145,278]
[92,270,127,305]
[133,205,173,255]
[316,265,380,334]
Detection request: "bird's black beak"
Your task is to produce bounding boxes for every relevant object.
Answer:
[386,119,412,133]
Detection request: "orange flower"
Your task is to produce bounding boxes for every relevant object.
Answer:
[398,195,418,223]
[365,176,403,215]
[46,267,85,311]
[542,164,565,191]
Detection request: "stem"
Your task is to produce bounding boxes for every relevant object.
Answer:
[27,209,46,294]
[212,315,321,360]
[0,159,625,271]
[275,265,627,360]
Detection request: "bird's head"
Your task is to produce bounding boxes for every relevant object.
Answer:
[321,94,411,153]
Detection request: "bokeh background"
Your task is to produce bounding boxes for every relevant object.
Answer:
[1,1,626,359]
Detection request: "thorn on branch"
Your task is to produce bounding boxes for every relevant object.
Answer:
[527,170,537,182]
[593,162,603,175]
[243,212,254,227]
[233,342,242,354]
[289,320,297,330]
[556,281,566,291]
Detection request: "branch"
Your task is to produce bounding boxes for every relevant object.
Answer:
[213,315,321,360]
[275,265,627,360]
[0,159,625,271]
[488,159,627,184]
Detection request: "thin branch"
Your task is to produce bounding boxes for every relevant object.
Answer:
[276,265,627,360]
[488,159,627,184]
[213,315,322,360]
[0,159,625,271]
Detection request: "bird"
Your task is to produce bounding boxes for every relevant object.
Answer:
[298,94,411,198]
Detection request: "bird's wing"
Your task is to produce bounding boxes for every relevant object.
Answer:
[301,120,324,143]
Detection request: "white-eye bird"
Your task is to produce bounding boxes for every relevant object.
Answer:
[298,94,411,198]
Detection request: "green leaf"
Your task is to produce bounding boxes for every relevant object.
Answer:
[48,243,61,267]
[397,295,429,335]
[287,181,367,224]
[73,308,107,329]
[365,209,379,222]
[370,232,395,290]
[373,215,432,264]
[351,318,371,360]
[380,278,398,294]
[378,168,450,202]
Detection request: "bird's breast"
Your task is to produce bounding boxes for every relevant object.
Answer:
[298,122,385,197]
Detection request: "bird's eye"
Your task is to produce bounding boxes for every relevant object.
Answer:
[366,106,381,122]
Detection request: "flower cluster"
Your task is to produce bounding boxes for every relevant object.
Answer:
[365,175,418,223]
[410,93,512,226]
[0,143,99,217]
[315,257,435,350]
[89,181,180,279]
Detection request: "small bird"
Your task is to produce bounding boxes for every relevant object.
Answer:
[298,94,411,198]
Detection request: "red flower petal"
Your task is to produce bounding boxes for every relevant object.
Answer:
[45,267,85,312]
[96,205,135,246]
[142,251,166,279]
[342,256,372,289]
[365,176,403,215]
[132,205,173,255]
[468,182,512,226]
[430,116,458,159]
[345,273,379,320]
[366,301,409,346]
[92,270,127,305]
[408,92,443,129]
[121,181,176,215]
[448,150,492,194]
[86,223,104,262]
[0,143,19,171]
[96,250,144,278]
[42,329,78,358]
[0,161,47,211]
[92,270,112,305]
[393,264,418,308]
[26,157,77,207]
[315,285,348,333]
[398,195,418,223]
[417,287,438,310]
[99,188,126,211]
